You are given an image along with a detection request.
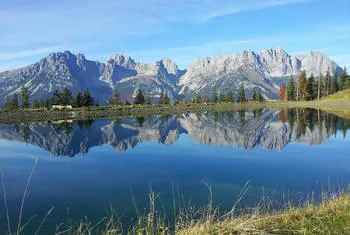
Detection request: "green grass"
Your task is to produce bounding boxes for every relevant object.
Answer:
[320,89,350,102]
[179,194,350,234]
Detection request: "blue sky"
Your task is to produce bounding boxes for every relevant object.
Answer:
[0,0,349,71]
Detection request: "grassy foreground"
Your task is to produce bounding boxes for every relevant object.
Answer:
[178,195,350,235]
[61,193,350,235]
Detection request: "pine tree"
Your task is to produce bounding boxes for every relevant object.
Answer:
[225,89,233,102]
[11,94,19,110]
[21,85,30,109]
[212,85,218,103]
[279,84,288,101]
[287,76,296,101]
[82,89,94,107]
[317,73,324,100]
[39,98,46,108]
[325,70,331,96]
[51,89,62,105]
[252,90,257,101]
[306,74,315,100]
[62,88,73,105]
[330,71,339,94]
[134,89,145,105]
[163,92,170,105]
[33,99,40,109]
[257,89,264,102]
[339,67,348,90]
[146,91,152,105]
[219,90,225,103]
[109,89,122,106]
[237,83,246,103]
[195,92,201,104]
[159,92,164,105]
[4,96,11,109]
[298,70,307,100]
[75,92,83,107]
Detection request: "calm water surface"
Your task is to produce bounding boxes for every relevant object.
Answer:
[0,109,349,233]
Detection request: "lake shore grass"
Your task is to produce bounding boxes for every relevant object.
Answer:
[1,98,350,123]
[61,192,350,235]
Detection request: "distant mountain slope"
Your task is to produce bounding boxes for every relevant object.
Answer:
[179,47,342,99]
[0,47,342,105]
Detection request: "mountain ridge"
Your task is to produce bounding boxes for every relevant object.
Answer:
[0,47,343,105]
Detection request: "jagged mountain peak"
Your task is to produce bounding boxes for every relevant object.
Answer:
[0,48,343,106]
[107,53,135,67]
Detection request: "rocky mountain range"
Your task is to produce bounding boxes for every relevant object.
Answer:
[0,110,343,157]
[0,47,342,105]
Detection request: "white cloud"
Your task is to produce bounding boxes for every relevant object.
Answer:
[0,47,65,60]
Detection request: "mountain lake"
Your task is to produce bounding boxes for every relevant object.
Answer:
[0,108,349,234]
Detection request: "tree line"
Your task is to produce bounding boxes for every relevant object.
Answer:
[3,86,95,110]
[279,68,349,101]
[2,82,264,111]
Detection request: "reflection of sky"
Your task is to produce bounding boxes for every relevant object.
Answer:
[0,129,349,233]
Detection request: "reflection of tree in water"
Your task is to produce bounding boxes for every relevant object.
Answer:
[284,108,350,138]
[297,109,307,136]
[279,109,286,123]
[23,123,30,142]
[76,119,94,130]
[136,116,145,127]
[53,122,74,135]
[239,109,246,127]
[253,108,263,118]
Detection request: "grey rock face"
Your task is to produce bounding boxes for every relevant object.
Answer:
[0,48,342,105]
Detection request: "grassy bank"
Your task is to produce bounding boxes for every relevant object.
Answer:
[1,99,350,123]
[56,193,350,234]
[178,194,350,234]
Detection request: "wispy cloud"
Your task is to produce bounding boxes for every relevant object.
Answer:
[0,47,65,60]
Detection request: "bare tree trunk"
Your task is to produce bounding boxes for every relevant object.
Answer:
[318,76,321,100]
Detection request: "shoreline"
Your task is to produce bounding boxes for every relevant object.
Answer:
[0,101,350,123]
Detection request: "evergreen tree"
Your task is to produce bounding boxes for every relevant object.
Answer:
[298,70,307,100]
[21,85,30,108]
[51,89,62,105]
[33,99,40,109]
[163,92,170,105]
[339,67,348,90]
[11,94,19,110]
[145,91,152,105]
[237,83,246,103]
[306,74,315,100]
[252,90,257,101]
[194,92,201,104]
[134,89,145,105]
[62,88,73,105]
[330,71,339,94]
[325,70,331,96]
[219,90,225,103]
[287,76,296,101]
[75,92,83,107]
[4,96,11,109]
[225,89,233,102]
[39,98,46,108]
[257,89,264,102]
[82,89,94,107]
[317,73,324,100]
[173,98,181,105]
[212,85,218,103]
[109,89,122,106]
[158,92,164,105]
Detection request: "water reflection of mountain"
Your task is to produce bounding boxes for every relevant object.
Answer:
[0,109,348,157]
